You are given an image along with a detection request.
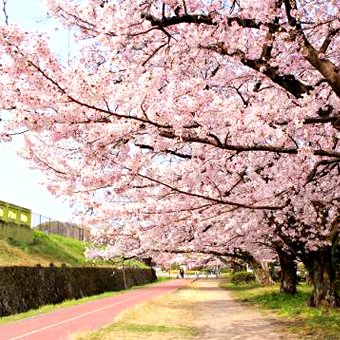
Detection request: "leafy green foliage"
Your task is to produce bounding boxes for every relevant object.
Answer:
[230,271,256,284]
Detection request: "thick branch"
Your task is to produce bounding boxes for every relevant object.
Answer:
[142,12,281,33]
[142,12,216,27]
[301,40,340,98]
[159,129,340,159]
[276,115,340,126]
[282,1,340,99]
[200,44,311,98]
[320,28,340,54]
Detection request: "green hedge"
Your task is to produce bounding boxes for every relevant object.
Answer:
[231,271,256,284]
[0,266,156,317]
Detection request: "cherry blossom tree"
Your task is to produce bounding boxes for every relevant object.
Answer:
[266,197,340,307]
[0,0,340,306]
[88,211,277,285]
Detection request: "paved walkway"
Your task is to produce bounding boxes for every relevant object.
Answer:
[0,279,190,340]
[194,280,298,340]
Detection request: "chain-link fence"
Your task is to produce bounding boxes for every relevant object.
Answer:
[31,213,91,242]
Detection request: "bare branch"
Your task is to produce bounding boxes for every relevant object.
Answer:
[319,28,340,54]
[2,0,8,25]
[32,154,68,176]
[141,41,168,66]
[306,159,340,184]
[135,143,192,159]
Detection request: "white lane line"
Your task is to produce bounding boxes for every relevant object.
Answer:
[7,290,155,340]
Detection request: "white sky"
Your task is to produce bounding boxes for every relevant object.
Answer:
[0,0,73,221]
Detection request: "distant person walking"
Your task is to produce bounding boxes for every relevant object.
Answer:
[179,268,185,279]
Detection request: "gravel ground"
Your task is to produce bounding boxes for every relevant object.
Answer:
[193,279,300,340]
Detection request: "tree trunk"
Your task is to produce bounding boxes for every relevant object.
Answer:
[121,260,128,290]
[260,261,275,285]
[306,272,313,285]
[304,247,340,307]
[276,246,297,295]
[250,259,274,285]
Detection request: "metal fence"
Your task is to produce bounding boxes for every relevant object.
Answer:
[31,213,91,242]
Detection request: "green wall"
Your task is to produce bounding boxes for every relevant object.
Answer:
[0,200,31,227]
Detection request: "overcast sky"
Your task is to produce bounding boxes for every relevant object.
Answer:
[0,0,73,221]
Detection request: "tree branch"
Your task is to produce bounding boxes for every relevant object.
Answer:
[319,28,340,54]
[159,129,340,159]
[141,12,282,33]
[134,170,288,210]
[2,0,8,25]
[135,143,192,159]
[200,44,312,98]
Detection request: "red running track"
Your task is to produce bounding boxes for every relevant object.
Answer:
[0,279,191,340]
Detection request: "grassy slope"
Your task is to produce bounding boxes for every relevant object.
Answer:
[0,230,148,268]
[0,230,92,267]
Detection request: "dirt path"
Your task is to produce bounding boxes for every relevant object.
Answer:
[193,279,299,340]
[70,278,302,340]
[0,279,190,340]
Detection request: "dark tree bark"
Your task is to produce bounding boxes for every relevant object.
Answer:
[272,213,340,307]
[275,246,297,295]
[304,247,340,307]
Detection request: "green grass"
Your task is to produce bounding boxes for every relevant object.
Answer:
[0,230,147,268]
[0,277,172,325]
[17,231,92,265]
[0,230,92,267]
[98,324,195,334]
[220,281,340,339]
[72,283,197,340]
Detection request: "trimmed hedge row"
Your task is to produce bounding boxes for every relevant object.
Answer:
[230,271,256,284]
[0,266,157,317]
